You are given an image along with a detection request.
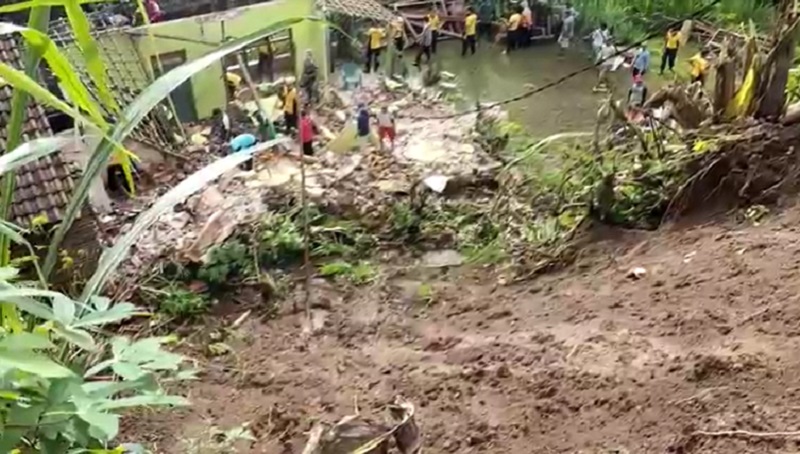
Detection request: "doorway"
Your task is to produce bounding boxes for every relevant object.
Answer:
[151,50,198,123]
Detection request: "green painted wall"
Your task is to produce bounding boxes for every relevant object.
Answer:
[131,0,327,119]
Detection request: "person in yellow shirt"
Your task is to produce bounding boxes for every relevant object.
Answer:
[365,22,386,73]
[281,81,298,133]
[660,27,682,74]
[427,8,441,54]
[462,7,478,57]
[689,50,710,84]
[504,5,523,54]
[391,15,406,52]
[224,71,242,100]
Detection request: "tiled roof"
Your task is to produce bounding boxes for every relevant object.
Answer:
[0,37,78,226]
[319,0,395,21]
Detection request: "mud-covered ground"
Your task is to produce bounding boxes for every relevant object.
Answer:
[123,201,800,453]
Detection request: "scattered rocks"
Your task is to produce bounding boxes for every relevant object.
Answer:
[421,249,465,268]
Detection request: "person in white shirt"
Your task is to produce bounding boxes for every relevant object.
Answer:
[590,22,609,61]
[376,106,396,151]
[593,43,616,93]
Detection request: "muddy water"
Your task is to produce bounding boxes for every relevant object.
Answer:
[429,40,627,137]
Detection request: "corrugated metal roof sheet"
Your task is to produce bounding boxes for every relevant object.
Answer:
[319,0,395,21]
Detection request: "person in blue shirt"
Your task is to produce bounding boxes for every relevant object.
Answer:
[355,104,371,151]
[632,42,651,78]
[229,132,257,170]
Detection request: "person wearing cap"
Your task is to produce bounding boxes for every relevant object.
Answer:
[627,74,648,122]
[632,42,651,78]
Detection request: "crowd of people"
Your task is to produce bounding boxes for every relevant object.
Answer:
[571,19,712,121]
[213,3,715,167]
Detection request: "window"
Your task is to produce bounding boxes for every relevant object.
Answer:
[221,28,294,91]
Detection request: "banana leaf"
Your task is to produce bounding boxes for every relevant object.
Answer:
[80,138,290,302]
[44,16,321,279]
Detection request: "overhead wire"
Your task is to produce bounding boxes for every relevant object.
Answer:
[401,0,723,120]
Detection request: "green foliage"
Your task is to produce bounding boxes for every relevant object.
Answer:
[158,285,210,319]
[319,261,378,285]
[0,7,325,453]
[389,201,422,239]
[0,271,192,452]
[572,0,774,43]
[786,68,800,105]
[198,239,252,286]
[258,212,304,265]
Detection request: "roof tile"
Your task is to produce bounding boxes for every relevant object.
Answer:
[0,36,76,227]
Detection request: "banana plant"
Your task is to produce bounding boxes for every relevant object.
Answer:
[42,15,320,278]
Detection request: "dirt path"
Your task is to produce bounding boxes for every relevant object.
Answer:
[125,204,800,453]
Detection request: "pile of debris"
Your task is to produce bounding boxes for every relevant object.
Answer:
[103,74,505,298]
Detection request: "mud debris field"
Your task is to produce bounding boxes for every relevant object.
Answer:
[122,201,800,453]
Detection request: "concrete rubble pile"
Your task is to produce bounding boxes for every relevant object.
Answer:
[104,75,505,292]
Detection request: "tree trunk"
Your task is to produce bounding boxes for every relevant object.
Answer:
[713,39,737,121]
[236,53,274,136]
[756,10,800,119]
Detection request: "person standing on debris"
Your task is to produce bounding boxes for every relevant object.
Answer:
[462,6,478,57]
[427,7,441,54]
[300,50,319,104]
[504,6,523,54]
[229,132,258,171]
[211,108,231,141]
[257,40,274,82]
[689,49,710,84]
[365,22,385,74]
[392,15,407,52]
[356,103,371,151]
[299,110,319,156]
[414,16,434,67]
[224,71,242,100]
[660,27,681,75]
[377,106,396,152]
[558,9,575,56]
[281,81,298,133]
[627,74,648,121]
[593,42,616,93]
[632,42,651,78]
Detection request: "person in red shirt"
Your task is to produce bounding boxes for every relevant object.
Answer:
[144,0,163,22]
[299,110,318,156]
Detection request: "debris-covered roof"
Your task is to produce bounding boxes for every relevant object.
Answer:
[0,37,78,226]
[319,0,395,21]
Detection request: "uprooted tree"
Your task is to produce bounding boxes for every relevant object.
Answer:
[582,0,800,227]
